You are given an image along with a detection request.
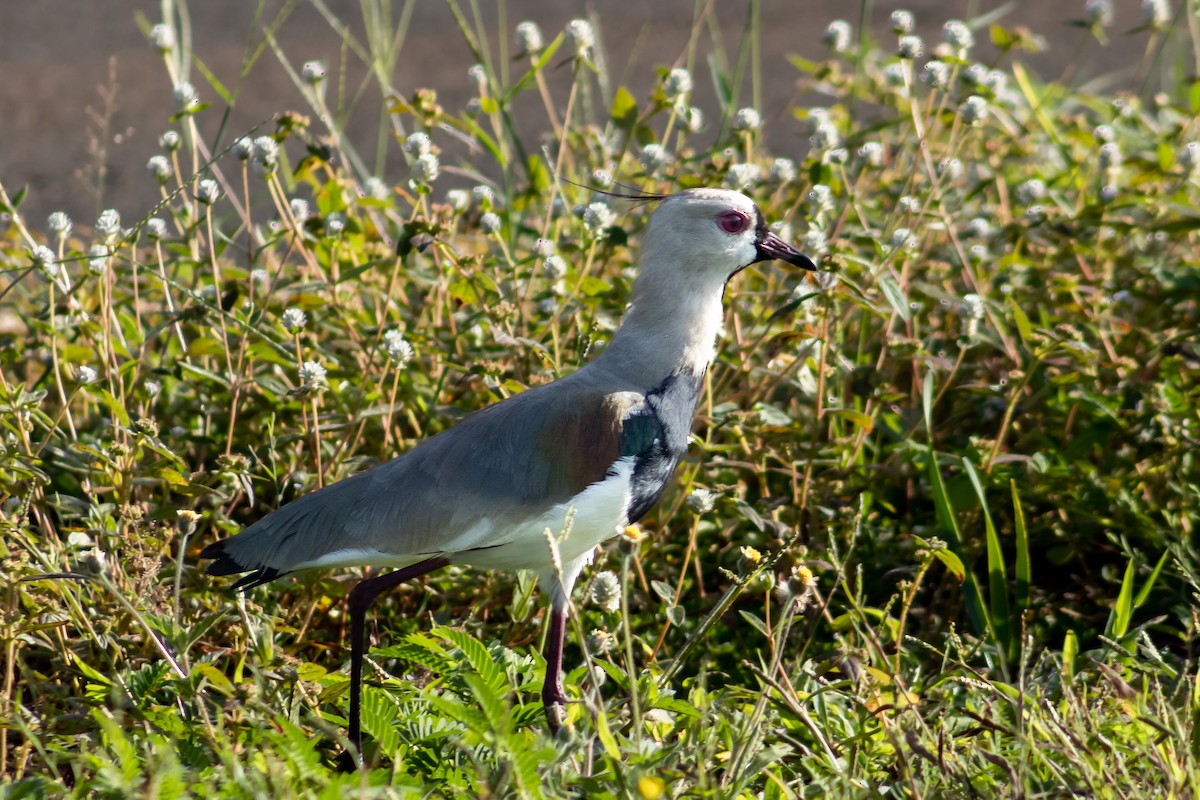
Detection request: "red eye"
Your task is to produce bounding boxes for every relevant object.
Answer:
[717,210,750,234]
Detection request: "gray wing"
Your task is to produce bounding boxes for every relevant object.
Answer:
[201,379,646,586]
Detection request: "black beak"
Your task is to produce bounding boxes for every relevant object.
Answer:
[754,230,818,271]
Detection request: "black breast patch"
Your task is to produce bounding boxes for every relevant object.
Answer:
[619,370,705,523]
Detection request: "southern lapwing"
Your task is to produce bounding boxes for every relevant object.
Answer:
[201,187,817,760]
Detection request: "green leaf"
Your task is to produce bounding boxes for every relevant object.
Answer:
[878,274,911,322]
[433,625,506,696]
[610,86,638,129]
[1108,559,1136,643]
[965,458,1011,662]
[1011,480,1030,612]
[826,407,874,432]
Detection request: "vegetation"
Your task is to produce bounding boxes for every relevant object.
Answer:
[2,1,1199,796]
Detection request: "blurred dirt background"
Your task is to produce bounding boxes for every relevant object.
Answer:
[0,0,1157,228]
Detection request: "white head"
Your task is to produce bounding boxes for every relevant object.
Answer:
[637,188,816,292]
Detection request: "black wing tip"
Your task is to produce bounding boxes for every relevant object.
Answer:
[201,539,284,590]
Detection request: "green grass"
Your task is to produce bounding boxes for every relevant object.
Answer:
[2,1,1200,797]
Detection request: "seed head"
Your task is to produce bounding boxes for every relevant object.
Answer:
[96,209,122,243]
[942,20,974,54]
[473,184,495,207]
[1142,0,1170,29]
[734,107,761,132]
[33,246,58,279]
[446,188,471,211]
[145,218,168,240]
[665,67,692,99]
[281,307,307,332]
[686,487,715,514]
[195,179,221,205]
[807,184,835,214]
[48,211,72,237]
[233,137,254,160]
[516,21,544,55]
[898,35,923,59]
[325,212,345,236]
[959,95,989,126]
[892,227,917,250]
[383,330,414,367]
[298,360,327,389]
[582,202,615,234]
[1016,178,1046,204]
[566,19,594,57]
[803,229,828,256]
[160,130,181,152]
[289,198,310,223]
[535,238,555,257]
[480,212,502,234]
[88,245,109,275]
[891,10,915,34]
[858,141,884,167]
[1178,142,1200,173]
[1085,0,1113,27]
[770,158,796,184]
[543,255,568,279]
[958,293,986,320]
[1098,142,1122,171]
[898,196,920,214]
[253,136,279,171]
[938,158,963,181]
[77,365,99,385]
[639,143,672,174]
[412,153,440,183]
[151,23,175,51]
[823,20,852,53]
[172,81,199,111]
[147,155,172,183]
[725,163,761,189]
[922,61,950,89]
[404,132,432,156]
[588,628,615,654]
[684,106,704,132]
[364,177,389,201]
[966,216,992,239]
[301,60,326,84]
[589,571,621,613]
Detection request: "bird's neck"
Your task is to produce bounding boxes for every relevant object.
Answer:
[595,276,727,388]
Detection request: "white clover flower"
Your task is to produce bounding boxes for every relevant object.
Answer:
[299,361,327,389]
[899,195,920,214]
[412,153,440,183]
[1098,142,1122,171]
[301,60,326,84]
[960,95,988,126]
[96,209,122,243]
[582,202,615,233]
[665,68,692,99]
[938,158,963,181]
[639,143,672,174]
[147,155,172,183]
[802,228,828,256]
[473,184,495,207]
[566,19,594,57]
[480,212,502,234]
[253,136,279,171]
[942,20,974,53]
[281,307,307,332]
[535,238,555,257]
[589,571,621,613]
[77,365,99,385]
[807,184,835,214]
[892,227,917,250]
[516,20,544,54]
[48,212,72,237]
[684,106,704,132]
[966,216,992,239]
[405,132,432,156]
[824,20,852,52]
[725,163,761,189]
[591,169,614,188]
[898,35,923,59]
[922,61,950,89]
[1016,178,1046,204]
[145,218,168,240]
[1178,141,1200,173]
[962,63,989,89]
[160,130,181,152]
[1142,0,1170,28]
[543,254,568,279]
[588,629,614,656]
[891,10,915,34]
[445,188,470,211]
[364,177,389,200]
[811,116,841,151]
[382,330,413,367]
[151,23,175,51]
[770,157,796,184]
[172,81,199,111]
[883,63,908,94]
[195,179,221,205]
[686,487,715,514]
[325,213,345,236]
[858,141,884,167]
[1085,0,1113,27]
[88,245,109,275]
[32,245,58,278]
[289,198,310,222]
[233,137,254,160]
[734,107,761,131]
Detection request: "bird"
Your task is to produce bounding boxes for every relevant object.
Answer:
[200,187,817,761]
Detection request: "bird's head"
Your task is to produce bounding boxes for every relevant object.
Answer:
[639,188,818,285]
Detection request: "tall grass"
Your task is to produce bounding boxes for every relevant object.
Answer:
[2,1,1199,796]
